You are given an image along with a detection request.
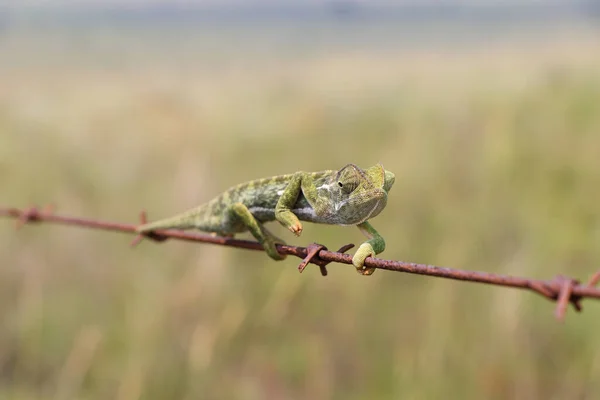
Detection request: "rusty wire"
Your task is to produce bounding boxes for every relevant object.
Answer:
[2,205,600,321]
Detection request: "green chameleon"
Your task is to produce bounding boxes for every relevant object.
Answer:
[136,163,395,275]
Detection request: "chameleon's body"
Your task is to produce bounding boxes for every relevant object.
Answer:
[136,163,395,275]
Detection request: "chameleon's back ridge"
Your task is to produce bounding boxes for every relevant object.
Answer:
[136,163,395,275]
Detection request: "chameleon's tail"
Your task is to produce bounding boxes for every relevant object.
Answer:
[135,205,207,233]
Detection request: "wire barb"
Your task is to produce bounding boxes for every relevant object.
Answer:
[297,243,355,276]
[586,270,600,287]
[2,205,600,321]
[554,276,579,321]
[14,204,54,230]
[130,211,169,247]
[298,243,328,275]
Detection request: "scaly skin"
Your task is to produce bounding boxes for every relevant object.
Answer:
[136,163,395,275]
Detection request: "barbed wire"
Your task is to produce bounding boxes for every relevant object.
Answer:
[2,205,600,321]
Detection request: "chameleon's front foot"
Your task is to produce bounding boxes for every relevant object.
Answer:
[286,221,303,236]
[352,243,376,275]
[276,210,303,237]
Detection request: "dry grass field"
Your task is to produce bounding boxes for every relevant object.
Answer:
[2,15,600,399]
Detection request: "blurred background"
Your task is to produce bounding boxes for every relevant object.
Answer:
[2,1,600,399]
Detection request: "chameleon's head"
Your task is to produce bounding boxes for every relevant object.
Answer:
[328,163,395,225]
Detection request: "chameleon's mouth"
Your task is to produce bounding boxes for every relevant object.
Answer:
[359,189,387,223]
[365,195,384,220]
[334,188,387,225]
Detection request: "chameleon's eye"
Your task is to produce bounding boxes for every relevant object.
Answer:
[336,164,361,194]
[338,178,358,194]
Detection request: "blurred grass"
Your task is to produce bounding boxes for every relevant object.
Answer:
[2,25,600,399]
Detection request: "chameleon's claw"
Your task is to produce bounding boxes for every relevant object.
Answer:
[289,222,303,236]
[352,243,376,276]
[357,266,376,276]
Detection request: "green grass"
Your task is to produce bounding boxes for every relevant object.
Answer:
[2,28,600,399]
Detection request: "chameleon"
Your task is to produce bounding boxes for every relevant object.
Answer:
[136,163,395,275]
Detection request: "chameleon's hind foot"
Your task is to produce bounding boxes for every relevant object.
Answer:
[263,239,286,261]
[352,243,376,276]
[229,203,287,261]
